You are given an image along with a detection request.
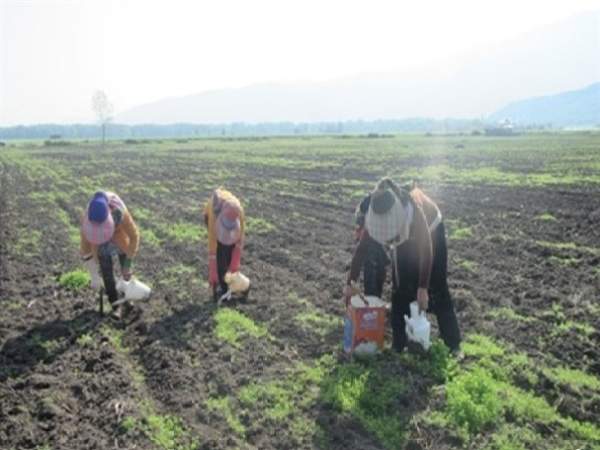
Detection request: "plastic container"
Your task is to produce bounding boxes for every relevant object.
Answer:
[404,301,431,350]
[224,271,250,294]
[343,295,387,355]
[116,277,152,301]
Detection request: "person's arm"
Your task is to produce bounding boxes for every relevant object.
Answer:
[204,198,219,286]
[229,207,244,273]
[412,204,433,311]
[121,211,140,258]
[354,195,370,241]
[344,230,370,304]
[80,212,92,257]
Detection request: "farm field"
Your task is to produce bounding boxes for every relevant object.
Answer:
[0,133,599,450]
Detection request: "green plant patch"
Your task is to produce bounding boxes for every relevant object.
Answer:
[446,367,502,436]
[239,381,295,420]
[132,206,153,222]
[100,325,126,353]
[543,366,600,392]
[141,228,162,248]
[462,334,505,359]
[246,217,276,235]
[59,269,90,291]
[121,416,138,432]
[398,340,454,384]
[488,307,534,323]
[295,311,341,336]
[450,226,473,240]
[553,320,595,338]
[538,240,600,256]
[484,423,541,450]
[456,258,478,272]
[159,222,206,243]
[142,414,198,450]
[536,212,557,222]
[548,255,581,266]
[214,308,268,347]
[205,397,245,435]
[76,333,95,348]
[321,358,410,449]
[443,334,600,445]
[13,229,42,257]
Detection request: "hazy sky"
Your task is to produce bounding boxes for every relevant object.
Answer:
[1,0,599,125]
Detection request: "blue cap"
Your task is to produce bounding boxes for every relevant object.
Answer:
[88,192,109,223]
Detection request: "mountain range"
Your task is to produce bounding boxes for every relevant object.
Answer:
[490,82,600,126]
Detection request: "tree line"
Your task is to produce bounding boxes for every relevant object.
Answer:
[0,118,490,140]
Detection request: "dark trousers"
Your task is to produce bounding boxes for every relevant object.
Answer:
[363,239,389,298]
[216,242,234,294]
[99,252,128,305]
[390,222,461,351]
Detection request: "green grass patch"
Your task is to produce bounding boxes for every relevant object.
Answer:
[446,367,502,436]
[456,258,478,272]
[205,397,245,435]
[141,228,162,247]
[450,226,473,240]
[76,333,95,348]
[537,240,578,251]
[488,307,534,323]
[245,217,276,235]
[58,269,90,291]
[121,416,138,432]
[295,311,341,335]
[159,222,206,243]
[239,381,295,420]
[132,206,153,222]
[321,357,411,449]
[13,229,42,257]
[543,366,600,392]
[548,255,581,266]
[443,334,600,444]
[100,325,126,353]
[554,320,595,337]
[536,212,557,222]
[462,334,505,359]
[214,308,268,347]
[142,414,198,450]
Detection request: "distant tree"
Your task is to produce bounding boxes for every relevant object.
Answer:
[92,90,113,149]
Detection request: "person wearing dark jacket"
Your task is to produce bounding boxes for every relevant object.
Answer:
[344,178,461,353]
[354,194,389,298]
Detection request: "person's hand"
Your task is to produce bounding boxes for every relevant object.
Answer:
[343,285,353,306]
[90,272,103,290]
[343,283,361,307]
[121,268,132,281]
[83,256,103,290]
[209,257,218,287]
[417,287,429,313]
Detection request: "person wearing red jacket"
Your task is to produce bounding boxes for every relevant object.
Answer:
[203,188,245,301]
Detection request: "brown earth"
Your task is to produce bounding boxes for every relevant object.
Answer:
[0,140,599,449]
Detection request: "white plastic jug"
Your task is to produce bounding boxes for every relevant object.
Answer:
[404,301,431,350]
[224,271,250,294]
[116,277,152,301]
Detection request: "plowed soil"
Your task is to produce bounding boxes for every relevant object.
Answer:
[1,134,599,450]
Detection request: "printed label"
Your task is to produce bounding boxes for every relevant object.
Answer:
[360,310,379,330]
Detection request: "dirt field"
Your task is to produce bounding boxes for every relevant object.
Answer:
[1,133,599,450]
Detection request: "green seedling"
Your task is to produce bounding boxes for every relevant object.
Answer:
[59,269,90,291]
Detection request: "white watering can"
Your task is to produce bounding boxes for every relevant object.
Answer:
[217,272,251,306]
[224,271,250,294]
[115,277,152,303]
[404,301,431,350]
